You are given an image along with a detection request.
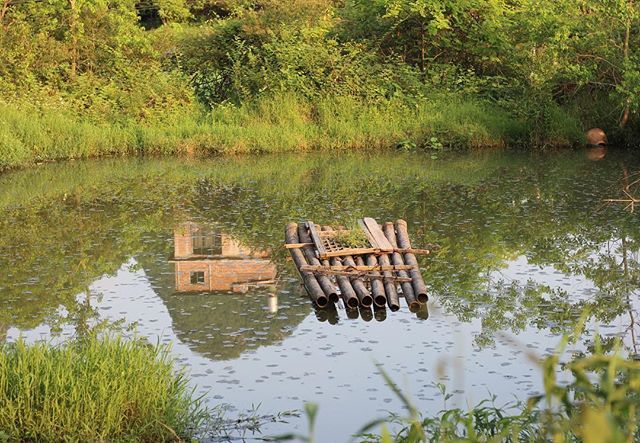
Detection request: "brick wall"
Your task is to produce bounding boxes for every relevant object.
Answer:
[174,259,277,292]
[174,223,194,258]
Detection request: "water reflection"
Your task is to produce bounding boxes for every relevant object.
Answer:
[139,222,305,360]
[314,303,339,324]
[586,146,607,161]
[170,222,277,293]
[359,306,374,322]
[603,167,640,213]
[346,307,359,320]
[267,294,278,313]
[416,304,429,320]
[373,305,387,322]
[1,150,640,441]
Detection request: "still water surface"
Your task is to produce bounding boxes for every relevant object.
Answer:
[0,149,639,441]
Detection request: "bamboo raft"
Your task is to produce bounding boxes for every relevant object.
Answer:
[285,218,430,313]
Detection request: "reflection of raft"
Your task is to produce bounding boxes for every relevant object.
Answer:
[285,218,431,312]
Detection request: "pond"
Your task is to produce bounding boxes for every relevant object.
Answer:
[1,148,639,441]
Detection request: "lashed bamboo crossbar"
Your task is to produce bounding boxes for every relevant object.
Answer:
[284,218,432,314]
[299,264,416,272]
[285,242,431,255]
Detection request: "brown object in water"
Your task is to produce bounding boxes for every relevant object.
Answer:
[382,222,421,312]
[285,223,328,307]
[586,128,607,146]
[395,219,428,303]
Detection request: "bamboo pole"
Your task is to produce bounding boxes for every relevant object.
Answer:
[365,255,387,308]
[378,253,400,311]
[395,219,428,303]
[298,225,339,303]
[285,223,328,308]
[322,226,360,309]
[342,255,373,307]
[330,257,359,309]
[383,222,420,312]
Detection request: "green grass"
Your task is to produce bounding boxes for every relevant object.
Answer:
[0,335,207,442]
[0,93,582,171]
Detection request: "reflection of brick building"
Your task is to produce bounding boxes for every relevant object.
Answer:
[170,223,277,293]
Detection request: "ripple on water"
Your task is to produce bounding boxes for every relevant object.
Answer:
[2,150,640,440]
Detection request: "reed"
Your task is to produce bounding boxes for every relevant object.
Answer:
[0,335,207,442]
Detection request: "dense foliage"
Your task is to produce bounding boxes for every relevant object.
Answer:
[0,0,638,166]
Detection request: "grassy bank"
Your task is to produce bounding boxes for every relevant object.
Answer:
[0,94,582,171]
[0,335,206,442]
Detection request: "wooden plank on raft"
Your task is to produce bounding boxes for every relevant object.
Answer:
[306,221,327,258]
[357,219,379,249]
[363,217,394,252]
[320,247,379,258]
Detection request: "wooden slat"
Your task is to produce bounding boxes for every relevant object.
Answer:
[284,242,313,249]
[318,230,348,238]
[394,248,431,255]
[363,217,394,252]
[285,244,430,254]
[321,247,379,258]
[357,219,379,249]
[306,221,326,258]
